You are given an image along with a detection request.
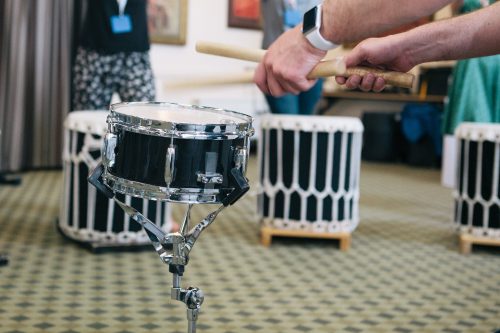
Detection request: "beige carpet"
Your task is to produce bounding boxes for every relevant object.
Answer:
[0,157,499,333]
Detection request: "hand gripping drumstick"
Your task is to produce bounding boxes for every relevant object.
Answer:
[195,41,415,89]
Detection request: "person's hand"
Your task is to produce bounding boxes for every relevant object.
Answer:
[335,35,415,92]
[254,26,327,96]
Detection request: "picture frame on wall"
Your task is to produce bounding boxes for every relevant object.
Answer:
[147,0,188,45]
[228,0,261,30]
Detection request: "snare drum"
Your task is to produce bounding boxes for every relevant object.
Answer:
[58,111,173,248]
[101,102,253,204]
[454,122,500,237]
[258,114,363,232]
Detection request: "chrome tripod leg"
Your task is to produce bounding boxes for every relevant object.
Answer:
[171,271,204,333]
[185,287,204,333]
[187,308,200,333]
[180,204,193,236]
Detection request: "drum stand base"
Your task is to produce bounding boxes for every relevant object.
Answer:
[260,226,351,251]
[0,173,22,186]
[459,233,500,255]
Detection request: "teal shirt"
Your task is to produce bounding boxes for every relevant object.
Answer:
[443,0,500,134]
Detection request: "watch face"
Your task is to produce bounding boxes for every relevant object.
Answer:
[302,6,318,34]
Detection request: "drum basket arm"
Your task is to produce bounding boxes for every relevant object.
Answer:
[221,168,249,207]
[88,163,115,199]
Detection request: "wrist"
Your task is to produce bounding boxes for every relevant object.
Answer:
[302,4,338,51]
[397,26,437,67]
[299,25,329,57]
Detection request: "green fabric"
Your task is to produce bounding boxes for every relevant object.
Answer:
[443,55,500,134]
[460,0,481,13]
[442,0,500,134]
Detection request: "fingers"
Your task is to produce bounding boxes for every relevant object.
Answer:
[266,72,289,97]
[254,62,269,95]
[373,77,386,93]
[336,74,387,92]
[254,58,316,97]
[335,76,347,85]
[343,45,367,68]
[359,73,376,92]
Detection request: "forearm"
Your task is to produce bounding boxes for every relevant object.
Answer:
[321,0,454,43]
[397,2,500,65]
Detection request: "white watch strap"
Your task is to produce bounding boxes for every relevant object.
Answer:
[305,4,338,51]
[305,29,337,51]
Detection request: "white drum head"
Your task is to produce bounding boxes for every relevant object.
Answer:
[65,110,109,135]
[108,102,253,139]
[260,114,364,133]
[111,102,250,125]
[455,122,500,142]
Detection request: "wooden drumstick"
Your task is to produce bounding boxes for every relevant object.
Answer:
[195,41,415,89]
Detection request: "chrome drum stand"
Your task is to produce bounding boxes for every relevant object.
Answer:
[89,164,249,333]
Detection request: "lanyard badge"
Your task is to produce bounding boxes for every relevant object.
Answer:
[111,0,132,34]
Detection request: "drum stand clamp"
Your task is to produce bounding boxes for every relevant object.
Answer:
[89,163,249,333]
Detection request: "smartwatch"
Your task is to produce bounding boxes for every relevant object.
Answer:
[302,4,338,51]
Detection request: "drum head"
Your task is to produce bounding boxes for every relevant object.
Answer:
[455,122,500,142]
[260,114,364,133]
[109,102,253,139]
[65,110,109,135]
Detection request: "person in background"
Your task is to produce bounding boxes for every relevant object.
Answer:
[253,0,500,95]
[260,0,324,115]
[441,0,500,134]
[72,0,180,232]
[72,0,155,110]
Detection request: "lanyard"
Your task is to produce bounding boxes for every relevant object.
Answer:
[116,0,128,16]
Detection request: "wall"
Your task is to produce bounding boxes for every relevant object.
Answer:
[149,0,269,117]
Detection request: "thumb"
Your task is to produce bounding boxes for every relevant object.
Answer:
[343,46,367,68]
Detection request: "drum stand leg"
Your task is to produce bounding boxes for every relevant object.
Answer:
[88,163,250,332]
[112,198,223,333]
[171,270,204,333]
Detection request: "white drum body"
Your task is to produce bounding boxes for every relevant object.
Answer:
[58,111,172,247]
[454,122,500,237]
[258,114,363,233]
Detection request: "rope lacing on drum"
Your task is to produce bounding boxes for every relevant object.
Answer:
[257,117,362,233]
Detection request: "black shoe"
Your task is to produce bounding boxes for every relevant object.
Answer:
[0,254,8,266]
[0,174,22,185]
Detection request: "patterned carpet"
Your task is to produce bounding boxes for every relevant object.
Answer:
[0,157,499,333]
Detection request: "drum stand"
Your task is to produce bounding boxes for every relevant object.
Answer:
[116,201,223,332]
[89,164,249,333]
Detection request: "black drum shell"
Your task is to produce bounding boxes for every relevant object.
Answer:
[108,129,246,192]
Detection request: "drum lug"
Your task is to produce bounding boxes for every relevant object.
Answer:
[234,148,247,174]
[102,133,117,168]
[165,145,176,186]
[196,172,223,185]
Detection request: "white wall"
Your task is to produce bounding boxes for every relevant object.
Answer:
[150,0,269,117]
